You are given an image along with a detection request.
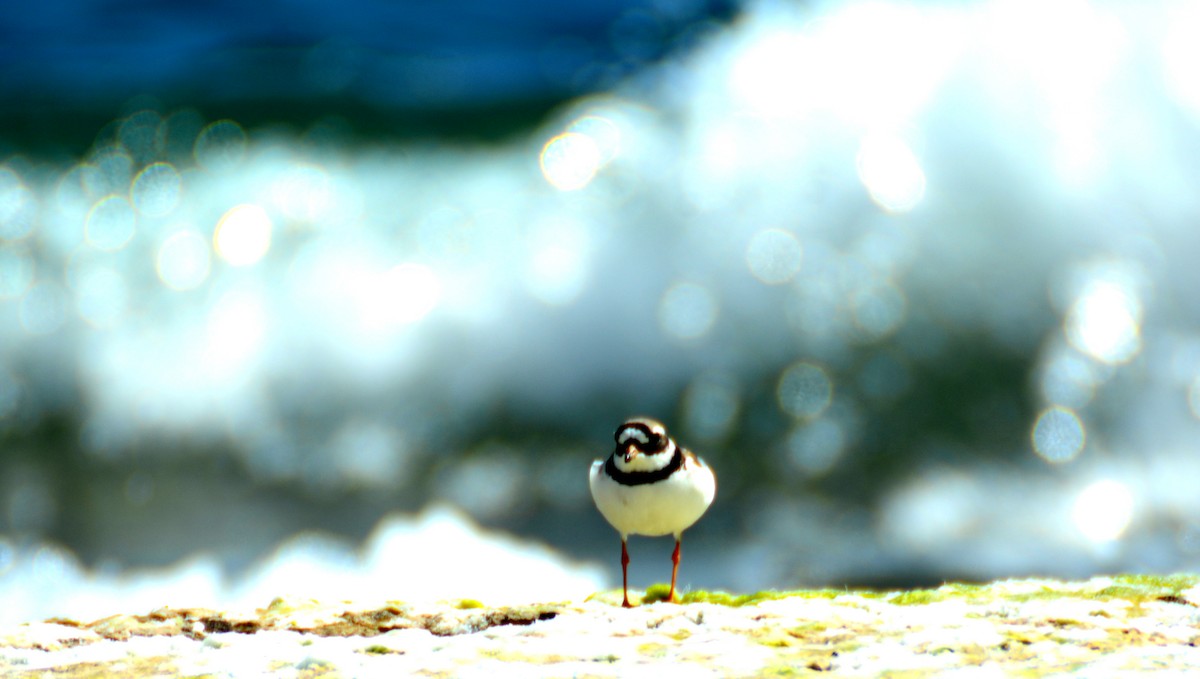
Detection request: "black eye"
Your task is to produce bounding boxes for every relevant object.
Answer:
[648,432,665,450]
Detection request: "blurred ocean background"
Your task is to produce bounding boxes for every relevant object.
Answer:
[4,0,1200,624]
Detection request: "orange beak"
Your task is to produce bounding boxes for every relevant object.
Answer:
[623,443,638,463]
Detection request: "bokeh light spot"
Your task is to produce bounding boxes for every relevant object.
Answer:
[850,281,907,340]
[85,196,136,251]
[857,134,926,213]
[194,120,248,172]
[131,162,182,217]
[214,204,272,266]
[1065,277,1142,365]
[1032,406,1085,463]
[567,114,621,164]
[157,230,212,291]
[777,361,834,419]
[55,164,92,218]
[1072,479,1133,543]
[118,110,163,165]
[659,282,718,340]
[82,148,133,199]
[746,228,803,285]
[539,132,603,191]
[0,167,35,241]
[786,418,845,477]
[1039,348,1100,409]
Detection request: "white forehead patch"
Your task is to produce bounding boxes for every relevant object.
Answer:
[617,427,650,445]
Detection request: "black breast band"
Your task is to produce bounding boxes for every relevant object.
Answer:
[605,447,684,486]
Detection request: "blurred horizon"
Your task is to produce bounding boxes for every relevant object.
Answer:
[5,0,1200,625]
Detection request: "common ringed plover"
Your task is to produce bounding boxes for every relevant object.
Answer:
[589,417,716,607]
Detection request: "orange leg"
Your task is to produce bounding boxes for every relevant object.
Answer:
[669,538,681,603]
[621,539,633,608]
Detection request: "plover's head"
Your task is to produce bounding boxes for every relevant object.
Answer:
[614,417,673,468]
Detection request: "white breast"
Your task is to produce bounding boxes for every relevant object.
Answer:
[589,456,716,539]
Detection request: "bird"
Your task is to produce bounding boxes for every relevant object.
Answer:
[589,417,716,607]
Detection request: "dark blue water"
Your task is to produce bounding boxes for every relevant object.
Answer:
[0,0,737,149]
